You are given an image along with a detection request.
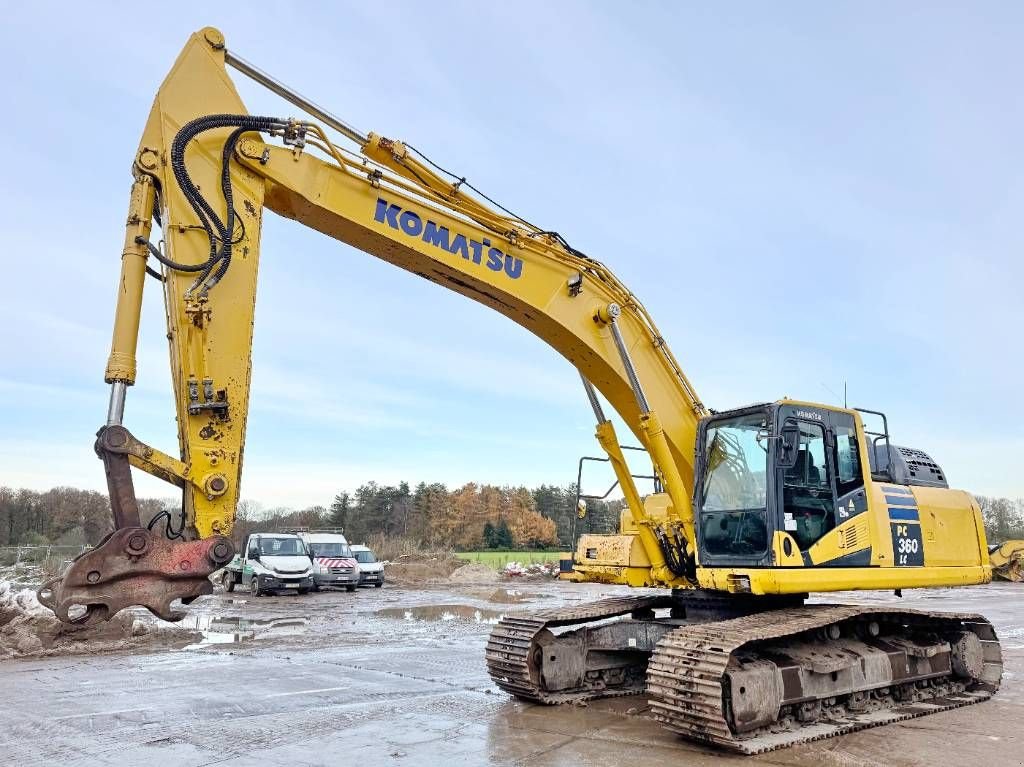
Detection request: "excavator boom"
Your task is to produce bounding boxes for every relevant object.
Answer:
[40,27,704,623]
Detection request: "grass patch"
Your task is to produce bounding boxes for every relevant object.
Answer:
[456,551,564,569]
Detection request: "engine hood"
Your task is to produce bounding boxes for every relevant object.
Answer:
[258,555,312,575]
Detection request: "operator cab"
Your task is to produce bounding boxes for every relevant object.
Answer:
[695,401,878,567]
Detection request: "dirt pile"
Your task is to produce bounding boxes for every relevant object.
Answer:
[385,553,465,585]
[0,580,195,659]
[448,563,498,584]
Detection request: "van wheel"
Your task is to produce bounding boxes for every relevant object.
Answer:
[249,577,261,597]
[298,588,309,595]
[346,585,357,592]
[374,583,383,588]
[222,571,236,592]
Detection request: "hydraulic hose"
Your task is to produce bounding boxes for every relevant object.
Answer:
[142,114,289,290]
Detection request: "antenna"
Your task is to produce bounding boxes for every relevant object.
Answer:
[821,380,849,408]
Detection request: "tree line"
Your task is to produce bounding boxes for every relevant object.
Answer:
[257,482,623,551]
[1,484,1022,552]
[975,496,1024,544]
[0,486,166,547]
[0,482,623,551]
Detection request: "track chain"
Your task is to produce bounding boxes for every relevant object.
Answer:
[646,604,1002,754]
[485,593,675,704]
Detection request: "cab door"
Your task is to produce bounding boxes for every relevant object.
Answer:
[774,405,839,564]
[773,405,876,567]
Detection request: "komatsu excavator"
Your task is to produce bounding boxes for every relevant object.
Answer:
[40,28,1001,754]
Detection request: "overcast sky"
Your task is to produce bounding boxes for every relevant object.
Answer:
[0,2,1020,509]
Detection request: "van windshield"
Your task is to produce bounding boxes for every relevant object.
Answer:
[354,550,376,564]
[309,542,352,558]
[258,538,307,556]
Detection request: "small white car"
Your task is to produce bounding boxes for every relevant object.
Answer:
[351,544,384,588]
[297,531,360,592]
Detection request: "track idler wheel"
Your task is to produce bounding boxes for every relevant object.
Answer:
[950,631,985,679]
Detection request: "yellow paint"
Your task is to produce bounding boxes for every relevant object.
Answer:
[698,565,990,594]
[105,176,156,384]
[805,515,871,566]
[771,531,804,567]
[913,487,987,567]
[990,540,1024,581]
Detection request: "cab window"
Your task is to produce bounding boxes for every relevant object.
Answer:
[832,413,863,496]
[699,412,769,557]
[783,420,835,550]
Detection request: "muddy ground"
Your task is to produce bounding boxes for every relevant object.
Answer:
[0,578,1021,767]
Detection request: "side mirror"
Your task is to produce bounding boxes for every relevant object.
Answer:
[248,547,260,560]
[779,424,800,469]
[577,499,588,519]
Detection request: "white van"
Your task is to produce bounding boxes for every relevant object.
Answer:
[222,533,315,596]
[295,531,360,591]
[351,544,385,588]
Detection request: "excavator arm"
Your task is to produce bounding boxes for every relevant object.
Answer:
[41,27,707,625]
[990,540,1024,581]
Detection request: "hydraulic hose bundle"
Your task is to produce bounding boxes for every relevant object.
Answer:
[140,114,290,295]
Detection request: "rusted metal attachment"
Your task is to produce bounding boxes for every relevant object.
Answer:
[37,528,235,626]
[95,424,142,530]
[38,423,234,627]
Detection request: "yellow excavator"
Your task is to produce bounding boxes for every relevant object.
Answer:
[990,541,1024,582]
[39,28,1001,755]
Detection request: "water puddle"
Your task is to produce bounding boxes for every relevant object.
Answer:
[487,589,531,604]
[177,614,308,648]
[375,605,504,624]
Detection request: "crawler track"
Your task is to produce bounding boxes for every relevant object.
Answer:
[646,605,1002,754]
[488,597,1002,754]
[485,594,675,703]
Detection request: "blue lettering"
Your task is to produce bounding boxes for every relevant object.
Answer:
[422,221,450,250]
[448,234,469,259]
[375,198,400,229]
[504,255,523,279]
[399,210,423,237]
[372,198,523,279]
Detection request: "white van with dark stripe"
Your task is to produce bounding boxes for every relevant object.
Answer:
[296,531,360,591]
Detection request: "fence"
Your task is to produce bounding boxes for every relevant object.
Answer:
[0,545,90,577]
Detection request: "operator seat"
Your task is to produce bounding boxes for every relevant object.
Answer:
[785,450,832,550]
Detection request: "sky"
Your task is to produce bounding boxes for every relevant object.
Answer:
[0,2,1020,509]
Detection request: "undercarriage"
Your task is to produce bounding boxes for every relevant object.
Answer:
[485,591,1002,754]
